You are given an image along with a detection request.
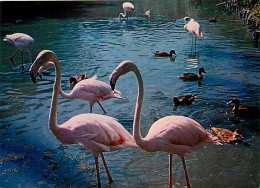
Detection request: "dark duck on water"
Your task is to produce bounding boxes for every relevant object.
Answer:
[173,95,196,106]
[227,98,259,118]
[153,50,176,57]
[179,68,207,81]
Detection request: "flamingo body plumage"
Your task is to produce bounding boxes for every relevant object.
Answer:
[3,33,34,68]
[141,115,220,156]
[110,60,221,188]
[184,19,202,38]
[29,50,137,187]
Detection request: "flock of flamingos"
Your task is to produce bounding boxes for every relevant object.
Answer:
[3,2,259,188]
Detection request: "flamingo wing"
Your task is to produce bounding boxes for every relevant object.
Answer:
[144,116,219,155]
[184,19,202,38]
[61,113,137,154]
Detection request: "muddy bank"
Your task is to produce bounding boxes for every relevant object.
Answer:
[217,0,260,44]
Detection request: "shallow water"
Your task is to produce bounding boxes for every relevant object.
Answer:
[0,1,259,187]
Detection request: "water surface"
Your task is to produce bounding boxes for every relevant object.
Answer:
[0,1,259,187]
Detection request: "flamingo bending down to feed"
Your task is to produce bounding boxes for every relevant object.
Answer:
[184,19,202,55]
[3,33,34,69]
[109,60,221,188]
[118,2,135,20]
[35,57,121,114]
[29,50,138,187]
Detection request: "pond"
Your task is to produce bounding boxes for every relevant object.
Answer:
[0,1,259,187]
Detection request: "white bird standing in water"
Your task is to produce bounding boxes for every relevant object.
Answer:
[118,2,135,20]
[184,19,202,56]
[3,33,34,69]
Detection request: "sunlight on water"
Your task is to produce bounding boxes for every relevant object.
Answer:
[0,0,259,187]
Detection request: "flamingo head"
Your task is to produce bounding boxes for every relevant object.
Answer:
[109,60,136,90]
[29,50,56,84]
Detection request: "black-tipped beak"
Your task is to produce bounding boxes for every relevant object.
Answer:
[30,72,37,84]
[110,80,115,91]
[39,74,43,79]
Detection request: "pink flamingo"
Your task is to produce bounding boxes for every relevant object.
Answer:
[118,2,135,20]
[109,60,221,188]
[3,33,34,69]
[29,50,138,187]
[184,19,202,55]
[35,58,122,114]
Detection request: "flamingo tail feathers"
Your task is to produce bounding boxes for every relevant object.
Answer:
[113,89,124,99]
[206,132,222,145]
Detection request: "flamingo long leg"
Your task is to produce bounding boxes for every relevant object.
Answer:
[191,34,193,56]
[97,101,107,114]
[9,48,20,67]
[168,154,173,188]
[94,155,101,188]
[181,156,191,188]
[195,37,197,56]
[90,104,93,113]
[100,153,113,184]
[21,51,24,69]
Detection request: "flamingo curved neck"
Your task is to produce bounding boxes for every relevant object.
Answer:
[119,13,126,19]
[49,55,62,134]
[132,66,146,148]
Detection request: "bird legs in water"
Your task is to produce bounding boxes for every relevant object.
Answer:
[9,49,25,69]
[94,153,113,188]
[190,34,197,56]
[191,34,193,56]
[90,101,107,115]
[182,156,191,188]
[168,154,173,188]
[168,154,191,188]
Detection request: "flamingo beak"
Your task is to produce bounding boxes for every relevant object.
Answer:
[110,80,115,91]
[30,71,37,84]
[39,74,43,79]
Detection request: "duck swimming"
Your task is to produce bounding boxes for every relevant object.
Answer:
[173,95,196,106]
[69,72,87,90]
[184,14,190,21]
[179,68,206,81]
[153,50,176,57]
[211,127,243,143]
[227,98,259,118]
[209,17,217,22]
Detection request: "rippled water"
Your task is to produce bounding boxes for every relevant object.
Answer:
[0,1,259,187]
